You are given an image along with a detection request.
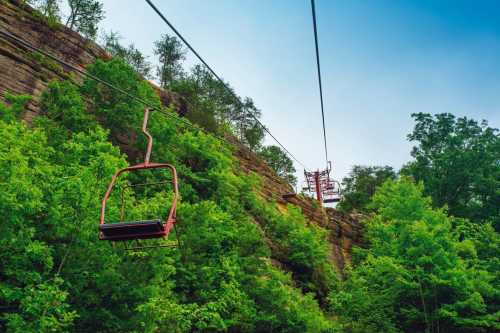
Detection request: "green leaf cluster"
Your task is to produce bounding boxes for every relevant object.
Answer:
[403,112,500,230]
[337,165,396,213]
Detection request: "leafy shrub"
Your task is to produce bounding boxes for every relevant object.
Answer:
[41,80,97,132]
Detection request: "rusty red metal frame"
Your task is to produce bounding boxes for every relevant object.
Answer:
[99,108,179,241]
[303,161,342,205]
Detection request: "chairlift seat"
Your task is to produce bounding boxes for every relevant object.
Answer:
[99,219,167,241]
[323,197,341,203]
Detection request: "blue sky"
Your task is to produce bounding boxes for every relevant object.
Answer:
[89,0,500,185]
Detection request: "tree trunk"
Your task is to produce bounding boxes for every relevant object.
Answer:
[417,274,431,333]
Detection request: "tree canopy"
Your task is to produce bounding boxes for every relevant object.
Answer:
[66,0,104,39]
[331,178,499,333]
[154,34,186,89]
[337,165,396,213]
[402,112,500,230]
[258,145,297,186]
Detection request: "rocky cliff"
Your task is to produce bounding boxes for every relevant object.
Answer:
[0,0,363,272]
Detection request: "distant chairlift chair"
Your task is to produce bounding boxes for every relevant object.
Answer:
[99,108,179,248]
[303,161,342,205]
[322,179,341,203]
[322,162,342,204]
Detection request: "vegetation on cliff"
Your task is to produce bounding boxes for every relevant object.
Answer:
[0,59,338,332]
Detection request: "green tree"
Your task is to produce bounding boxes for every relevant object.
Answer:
[183,66,265,148]
[65,0,104,40]
[100,31,153,79]
[258,145,297,186]
[170,77,219,132]
[170,65,234,132]
[337,165,396,213]
[331,178,499,333]
[155,52,265,148]
[234,97,265,150]
[154,34,186,89]
[402,113,500,230]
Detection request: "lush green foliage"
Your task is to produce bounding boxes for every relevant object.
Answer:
[333,114,499,333]
[337,165,396,213]
[258,145,297,186]
[81,58,161,137]
[0,93,122,332]
[0,58,338,332]
[331,178,499,333]
[242,181,337,304]
[402,113,500,230]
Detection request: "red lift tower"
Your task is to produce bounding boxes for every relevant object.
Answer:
[303,162,341,205]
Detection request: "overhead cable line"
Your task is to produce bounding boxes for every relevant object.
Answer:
[144,0,308,170]
[310,0,329,169]
[0,28,230,146]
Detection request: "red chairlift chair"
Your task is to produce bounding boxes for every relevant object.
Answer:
[303,161,343,205]
[99,108,179,248]
[322,179,341,204]
[322,162,342,203]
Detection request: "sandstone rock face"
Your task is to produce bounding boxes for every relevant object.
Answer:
[325,209,365,271]
[232,137,364,271]
[0,0,364,272]
[0,0,185,121]
[0,0,107,121]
